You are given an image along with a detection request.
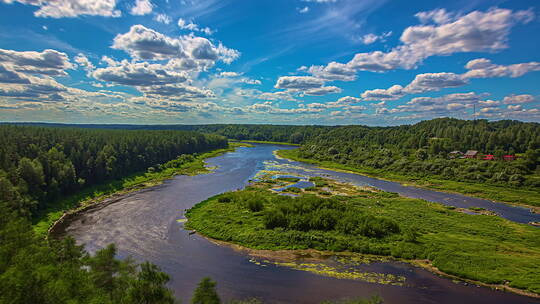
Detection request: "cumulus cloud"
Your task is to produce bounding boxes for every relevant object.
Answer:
[303,86,342,96]
[154,13,172,24]
[318,8,534,75]
[359,31,391,45]
[305,62,357,81]
[258,91,297,102]
[0,48,73,76]
[503,94,536,104]
[361,72,468,101]
[361,85,405,101]
[274,76,324,90]
[138,84,215,100]
[2,0,121,18]
[178,18,214,35]
[404,72,467,94]
[92,60,188,86]
[463,58,540,79]
[112,25,239,65]
[130,0,152,15]
[74,53,95,73]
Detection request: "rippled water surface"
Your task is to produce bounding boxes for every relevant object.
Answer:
[63,144,540,304]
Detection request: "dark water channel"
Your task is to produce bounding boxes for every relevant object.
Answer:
[62,144,540,304]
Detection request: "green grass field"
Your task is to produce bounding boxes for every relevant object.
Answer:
[186,183,540,294]
[276,149,540,208]
[33,143,247,236]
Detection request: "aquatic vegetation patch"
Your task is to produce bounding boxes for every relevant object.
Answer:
[247,258,405,286]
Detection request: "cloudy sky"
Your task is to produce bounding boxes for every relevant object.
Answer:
[0,0,539,125]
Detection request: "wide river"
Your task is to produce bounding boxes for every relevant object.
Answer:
[61,144,540,304]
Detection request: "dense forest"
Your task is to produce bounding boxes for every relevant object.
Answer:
[7,118,540,190]
[0,125,227,217]
[294,118,540,188]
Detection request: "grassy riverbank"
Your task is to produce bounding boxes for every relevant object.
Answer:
[232,140,300,146]
[276,149,540,209]
[33,143,249,236]
[185,178,540,296]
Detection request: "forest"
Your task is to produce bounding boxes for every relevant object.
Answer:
[0,125,228,218]
[288,118,540,192]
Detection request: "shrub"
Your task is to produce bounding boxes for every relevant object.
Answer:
[247,199,264,212]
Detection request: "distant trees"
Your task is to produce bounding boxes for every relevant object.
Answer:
[0,125,228,217]
[295,118,540,188]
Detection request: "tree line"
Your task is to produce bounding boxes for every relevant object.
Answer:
[0,125,228,217]
[295,118,540,188]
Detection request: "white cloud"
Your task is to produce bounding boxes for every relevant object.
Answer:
[322,8,534,74]
[359,31,391,45]
[74,53,95,73]
[154,13,172,24]
[306,62,357,81]
[303,86,342,96]
[112,25,239,64]
[404,72,467,94]
[92,60,188,86]
[130,0,152,16]
[274,76,324,90]
[503,94,536,104]
[2,0,121,18]
[298,6,309,13]
[218,71,241,77]
[0,48,74,76]
[463,58,540,79]
[178,18,214,35]
[361,85,404,101]
[258,91,297,102]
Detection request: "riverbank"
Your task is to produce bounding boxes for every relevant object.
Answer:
[35,142,249,237]
[185,177,540,297]
[200,234,540,299]
[276,149,540,211]
[231,139,300,146]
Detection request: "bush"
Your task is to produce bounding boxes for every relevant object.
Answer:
[247,199,264,212]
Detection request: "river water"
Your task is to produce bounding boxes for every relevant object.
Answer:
[62,144,540,304]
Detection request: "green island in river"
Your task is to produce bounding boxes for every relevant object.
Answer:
[185,173,540,298]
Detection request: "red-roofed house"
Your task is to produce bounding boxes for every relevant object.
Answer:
[503,155,516,161]
[483,154,495,161]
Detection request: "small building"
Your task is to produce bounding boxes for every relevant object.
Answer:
[503,155,516,161]
[464,150,478,159]
[483,154,495,161]
[448,151,463,159]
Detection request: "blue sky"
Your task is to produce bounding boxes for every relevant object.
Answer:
[0,0,539,125]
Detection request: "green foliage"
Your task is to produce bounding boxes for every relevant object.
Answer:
[0,125,227,218]
[0,202,176,304]
[192,277,221,304]
[292,118,540,193]
[186,188,540,294]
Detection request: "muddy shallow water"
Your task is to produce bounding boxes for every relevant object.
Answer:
[61,144,540,303]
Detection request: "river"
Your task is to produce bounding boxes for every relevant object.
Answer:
[60,144,540,304]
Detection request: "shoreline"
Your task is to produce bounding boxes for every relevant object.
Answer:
[45,143,248,238]
[275,149,540,214]
[196,232,540,299]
